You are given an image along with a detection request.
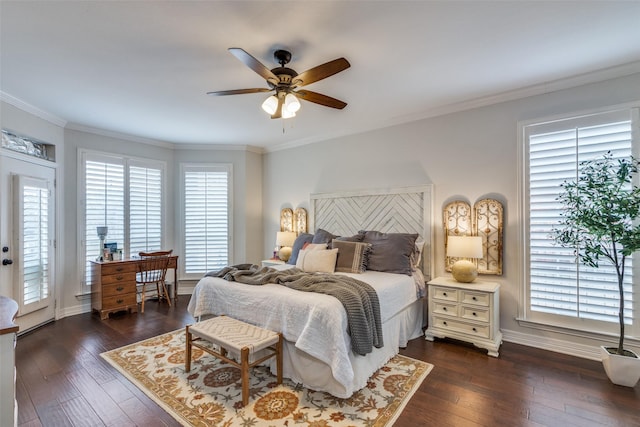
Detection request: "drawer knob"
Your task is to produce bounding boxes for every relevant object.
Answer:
[116,275,124,280]
[443,307,447,311]
[116,299,124,304]
[443,321,447,326]
[443,292,447,297]
[116,286,124,292]
[472,327,477,332]
[116,267,124,272]
[472,296,477,301]
[472,312,477,316]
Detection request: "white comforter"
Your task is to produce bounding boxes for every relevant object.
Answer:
[187,265,423,396]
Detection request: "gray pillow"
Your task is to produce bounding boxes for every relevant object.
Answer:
[312,228,338,244]
[331,239,371,273]
[287,233,314,265]
[360,230,418,275]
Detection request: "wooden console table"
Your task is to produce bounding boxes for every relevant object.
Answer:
[91,255,178,320]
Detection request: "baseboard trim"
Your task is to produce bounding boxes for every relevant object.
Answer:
[502,328,602,360]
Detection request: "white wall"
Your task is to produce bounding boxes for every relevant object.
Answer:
[263,72,640,358]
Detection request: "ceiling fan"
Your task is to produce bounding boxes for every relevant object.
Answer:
[207,48,350,119]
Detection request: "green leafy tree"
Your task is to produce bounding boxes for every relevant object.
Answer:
[553,152,640,356]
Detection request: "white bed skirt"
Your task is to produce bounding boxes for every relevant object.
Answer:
[266,298,424,398]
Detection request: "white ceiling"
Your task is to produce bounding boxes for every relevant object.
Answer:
[2,1,640,151]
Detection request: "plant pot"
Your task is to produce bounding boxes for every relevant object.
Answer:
[600,346,640,387]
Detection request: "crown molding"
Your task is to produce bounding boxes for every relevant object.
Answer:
[1,91,67,127]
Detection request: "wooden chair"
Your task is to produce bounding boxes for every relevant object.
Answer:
[136,250,172,313]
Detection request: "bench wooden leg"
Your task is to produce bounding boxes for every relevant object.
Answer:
[185,326,192,372]
[241,347,250,407]
[276,333,283,385]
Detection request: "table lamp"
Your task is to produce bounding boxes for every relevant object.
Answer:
[447,235,483,283]
[276,231,297,262]
[96,226,108,261]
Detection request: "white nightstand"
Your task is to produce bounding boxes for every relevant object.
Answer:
[425,276,502,357]
[261,259,285,268]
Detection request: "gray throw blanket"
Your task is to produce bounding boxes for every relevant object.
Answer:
[205,264,383,356]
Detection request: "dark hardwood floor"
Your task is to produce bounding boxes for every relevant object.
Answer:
[15,298,639,427]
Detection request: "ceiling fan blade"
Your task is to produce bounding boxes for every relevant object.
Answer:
[228,48,279,85]
[293,58,350,87]
[271,95,284,119]
[295,90,347,109]
[207,88,272,96]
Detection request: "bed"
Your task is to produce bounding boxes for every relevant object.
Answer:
[187,186,434,398]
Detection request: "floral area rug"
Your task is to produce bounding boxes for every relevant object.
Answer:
[101,329,433,426]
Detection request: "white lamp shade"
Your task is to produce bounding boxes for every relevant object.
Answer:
[96,226,108,238]
[261,95,278,115]
[276,231,297,247]
[447,235,483,258]
[281,107,296,119]
[284,93,301,113]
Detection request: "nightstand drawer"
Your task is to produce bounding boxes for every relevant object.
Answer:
[433,301,458,317]
[432,287,458,302]
[432,316,490,339]
[461,306,490,322]
[461,290,490,307]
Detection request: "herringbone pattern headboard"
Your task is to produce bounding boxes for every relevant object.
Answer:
[310,186,433,279]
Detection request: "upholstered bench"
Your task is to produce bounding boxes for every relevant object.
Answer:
[185,315,283,406]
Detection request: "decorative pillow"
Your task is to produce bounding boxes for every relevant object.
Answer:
[287,233,314,265]
[334,234,365,242]
[305,243,328,251]
[331,240,371,273]
[359,230,418,275]
[296,248,339,273]
[311,228,338,244]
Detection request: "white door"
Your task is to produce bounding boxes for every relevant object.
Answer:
[0,153,56,333]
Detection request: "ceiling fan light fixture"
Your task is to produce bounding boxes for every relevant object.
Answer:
[281,108,296,119]
[284,93,301,113]
[261,95,278,115]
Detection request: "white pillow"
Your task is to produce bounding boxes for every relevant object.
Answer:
[296,248,338,273]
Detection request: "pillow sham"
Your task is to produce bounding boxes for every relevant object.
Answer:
[287,233,314,265]
[331,239,371,273]
[305,243,328,251]
[411,236,425,270]
[359,230,418,275]
[296,248,339,273]
[311,228,338,244]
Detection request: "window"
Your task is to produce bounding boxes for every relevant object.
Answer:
[182,164,232,277]
[521,107,638,336]
[80,150,165,287]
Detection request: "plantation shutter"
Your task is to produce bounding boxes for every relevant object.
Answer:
[527,110,634,326]
[129,164,163,255]
[183,165,230,274]
[84,156,124,286]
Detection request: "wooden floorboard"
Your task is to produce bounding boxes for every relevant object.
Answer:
[15,297,639,426]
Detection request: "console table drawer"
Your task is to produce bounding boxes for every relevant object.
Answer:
[100,262,137,275]
[101,272,136,285]
[103,282,136,297]
[102,293,137,310]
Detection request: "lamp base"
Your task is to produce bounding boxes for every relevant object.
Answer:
[451,260,478,283]
[279,246,292,262]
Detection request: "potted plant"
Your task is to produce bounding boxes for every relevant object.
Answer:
[553,152,640,387]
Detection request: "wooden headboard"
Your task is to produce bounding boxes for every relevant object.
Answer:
[309,185,434,280]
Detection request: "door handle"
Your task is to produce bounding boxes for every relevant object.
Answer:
[2,259,13,265]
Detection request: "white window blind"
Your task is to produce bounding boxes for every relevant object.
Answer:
[129,164,163,255]
[526,110,634,330]
[81,151,164,287]
[183,165,230,275]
